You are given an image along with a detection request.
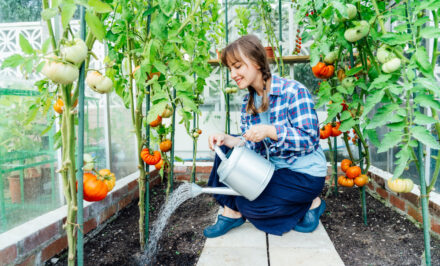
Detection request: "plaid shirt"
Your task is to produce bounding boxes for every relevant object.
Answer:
[241,75,320,164]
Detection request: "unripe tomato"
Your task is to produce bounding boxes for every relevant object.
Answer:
[61,38,88,65]
[337,69,346,81]
[98,169,116,192]
[86,71,113,94]
[341,159,352,172]
[346,165,361,179]
[354,174,369,187]
[344,21,370,42]
[382,58,401,73]
[161,106,173,118]
[160,139,172,152]
[149,115,162,127]
[42,57,79,85]
[324,51,338,65]
[387,178,414,193]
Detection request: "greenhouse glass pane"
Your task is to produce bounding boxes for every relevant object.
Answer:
[108,94,137,178]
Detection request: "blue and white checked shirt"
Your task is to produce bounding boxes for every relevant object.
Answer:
[241,75,321,164]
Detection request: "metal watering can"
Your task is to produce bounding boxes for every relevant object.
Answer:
[191,140,275,201]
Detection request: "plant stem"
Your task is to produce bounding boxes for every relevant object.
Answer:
[42,0,58,54]
[371,0,387,34]
[431,10,439,69]
[342,132,355,162]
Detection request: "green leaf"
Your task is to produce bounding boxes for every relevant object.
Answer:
[393,145,411,178]
[380,33,412,45]
[340,110,352,121]
[366,104,400,129]
[345,66,362,76]
[85,11,106,41]
[414,48,432,73]
[323,103,343,124]
[362,90,384,119]
[178,93,199,113]
[368,74,391,91]
[150,12,168,40]
[88,0,113,13]
[153,61,167,74]
[377,131,403,153]
[61,3,77,30]
[414,94,440,111]
[414,111,437,125]
[41,8,58,20]
[147,99,168,123]
[159,0,175,17]
[416,77,440,97]
[410,126,440,149]
[1,54,24,69]
[420,27,440,39]
[414,17,430,27]
[19,34,34,54]
[42,38,51,54]
[366,129,380,148]
[339,117,357,132]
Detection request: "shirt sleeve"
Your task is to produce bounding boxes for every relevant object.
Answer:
[269,85,319,156]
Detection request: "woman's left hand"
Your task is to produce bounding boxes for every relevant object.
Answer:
[243,125,277,142]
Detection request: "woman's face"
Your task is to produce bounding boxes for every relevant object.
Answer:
[228,53,261,90]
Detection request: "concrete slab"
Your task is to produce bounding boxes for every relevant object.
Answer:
[268,222,344,266]
[198,222,267,266]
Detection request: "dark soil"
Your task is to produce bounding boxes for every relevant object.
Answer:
[47,181,440,266]
[321,186,440,266]
[47,181,218,266]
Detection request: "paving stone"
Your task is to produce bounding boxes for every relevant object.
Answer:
[203,222,266,248]
[197,247,267,266]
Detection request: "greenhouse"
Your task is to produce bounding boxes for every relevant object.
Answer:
[0,0,439,265]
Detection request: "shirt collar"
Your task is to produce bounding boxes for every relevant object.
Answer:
[268,75,282,96]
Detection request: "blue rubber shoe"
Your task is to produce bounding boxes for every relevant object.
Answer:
[294,199,326,233]
[203,215,245,238]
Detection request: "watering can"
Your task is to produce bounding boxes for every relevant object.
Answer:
[191,140,275,201]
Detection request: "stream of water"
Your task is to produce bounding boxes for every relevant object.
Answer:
[138,183,202,265]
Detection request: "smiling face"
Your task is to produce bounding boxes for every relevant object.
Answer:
[227,51,262,90]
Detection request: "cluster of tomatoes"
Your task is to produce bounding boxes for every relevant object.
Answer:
[337,159,369,188]
[320,122,342,139]
[347,129,359,145]
[293,29,302,55]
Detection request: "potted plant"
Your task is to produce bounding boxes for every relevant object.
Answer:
[0,95,45,202]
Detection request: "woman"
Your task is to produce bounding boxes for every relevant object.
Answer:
[204,35,328,238]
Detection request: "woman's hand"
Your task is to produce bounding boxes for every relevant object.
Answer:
[208,133,243,150]
[243,125,278,142]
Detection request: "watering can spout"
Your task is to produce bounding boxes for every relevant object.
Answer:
[190,183,241,198]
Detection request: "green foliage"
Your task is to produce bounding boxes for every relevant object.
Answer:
[0,0,42,22]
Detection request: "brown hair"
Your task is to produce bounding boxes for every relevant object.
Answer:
[220,35,271,115]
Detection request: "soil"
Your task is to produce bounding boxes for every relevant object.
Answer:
[321,186,440,266]
[47,181,440,266]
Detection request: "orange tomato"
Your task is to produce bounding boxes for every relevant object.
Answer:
[155,159,164,170]
[53,99,64,114]
[98,169,116,191]
[341,159,352,172]
[149,115,162,127]
[312,62,335,79]
[331,122,342,137]
[141,148,161,165]
[159,139,172,152]
[320,124,332,139]
[346,166,361,179]
[338,176,354,187]
[82,173,108,202]
[354,174,369,187]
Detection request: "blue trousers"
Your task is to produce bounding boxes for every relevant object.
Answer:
[207,145,325,236]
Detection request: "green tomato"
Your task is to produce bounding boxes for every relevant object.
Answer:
[341,77,356,89]
[377,46,394,64]
[382,58,401,73]
[61,38,88,65]
[346,4,357,20]
[42,57,79,85]
[344,21,370,42]
[324,51,338,65]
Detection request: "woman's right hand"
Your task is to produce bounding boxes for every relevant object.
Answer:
[208,134,226,151]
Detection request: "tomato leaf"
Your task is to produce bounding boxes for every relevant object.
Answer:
[377,131,403,153]
[147,100,168,123]
[150,12,168,40]
[410,126,440,149]
[366,103,400,129]
[414,48,433,74]
[345,66,362,76]
[159,0,175,17]
[365,129,380,148]
[420,27,440,39]
[361,90,385,119]
[380,33,412,45]
[41,7,58,20]
[416,77,440,97]
[19,34,34,55]
[339,117,357,132]
[88,0,113,13]
[414,111,437,125]
[61,3,77,30]
[1,54,24,69]
[393,145,411,178]
[85,11,106,41]
[414,94,440,111]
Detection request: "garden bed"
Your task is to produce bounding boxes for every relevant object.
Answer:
[48,182,440,265]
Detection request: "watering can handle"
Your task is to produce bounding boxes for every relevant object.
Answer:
[238,135,270,160]
[214,145,228,161]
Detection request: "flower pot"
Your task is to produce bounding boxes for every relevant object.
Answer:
[8,169,43,203]
[265,47,275,58]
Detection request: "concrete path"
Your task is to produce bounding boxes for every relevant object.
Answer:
[197,214,344,266]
